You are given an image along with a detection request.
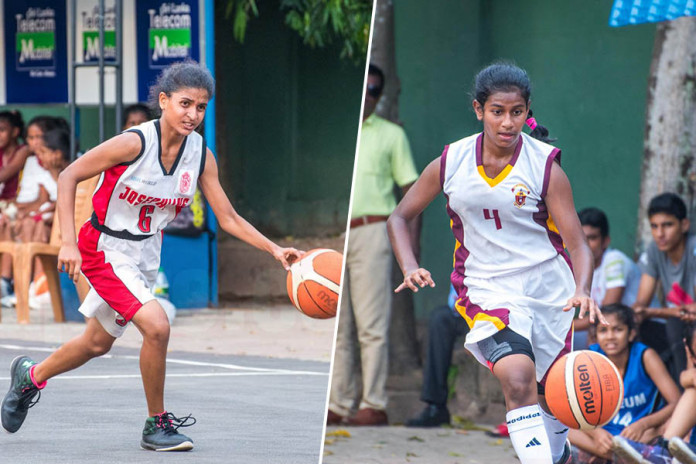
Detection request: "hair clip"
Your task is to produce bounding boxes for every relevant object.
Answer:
[525,117,537,131]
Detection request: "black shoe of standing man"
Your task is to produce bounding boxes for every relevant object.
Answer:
[406,403,450,427]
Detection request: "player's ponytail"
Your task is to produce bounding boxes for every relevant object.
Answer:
[525,109,556,143]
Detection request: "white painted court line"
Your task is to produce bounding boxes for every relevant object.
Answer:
[0,371,322,381]
[0,344,328,377]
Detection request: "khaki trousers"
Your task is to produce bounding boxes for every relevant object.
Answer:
[329,222,392,416]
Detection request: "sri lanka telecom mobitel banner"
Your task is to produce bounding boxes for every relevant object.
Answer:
[3,0,68,103]
[80,0,117,63]
[136,0,199,102]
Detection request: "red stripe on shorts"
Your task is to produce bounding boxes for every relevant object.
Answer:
[78,222,144,322]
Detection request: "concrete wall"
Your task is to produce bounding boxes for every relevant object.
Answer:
[393,0,656,316]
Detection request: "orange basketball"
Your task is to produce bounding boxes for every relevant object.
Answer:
[286,248,343,319]
[545,350,623,430]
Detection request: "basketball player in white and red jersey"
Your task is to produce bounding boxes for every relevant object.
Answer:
[387,63,606,464]
[0,61,302,451]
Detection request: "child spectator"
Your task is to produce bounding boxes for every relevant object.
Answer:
[613,323,696,463]
[122,104,151,130]
[0,110,30,299]
[0,125,69,307]
[574,207,641,349]
[569,304,679,463]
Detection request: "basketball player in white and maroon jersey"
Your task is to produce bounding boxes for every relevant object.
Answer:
[387,63,606,464]
[0,61,302,451]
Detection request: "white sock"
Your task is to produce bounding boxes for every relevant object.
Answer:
[539,406,568,462]
[506,404,553,464]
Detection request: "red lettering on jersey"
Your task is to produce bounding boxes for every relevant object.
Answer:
[117,186,189,210]
[118,186,131,200]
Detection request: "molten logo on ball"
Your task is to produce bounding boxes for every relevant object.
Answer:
[577,364,596,415]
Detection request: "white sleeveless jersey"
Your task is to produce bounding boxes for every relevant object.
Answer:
[441,132,569,286]
[91,120,206,239]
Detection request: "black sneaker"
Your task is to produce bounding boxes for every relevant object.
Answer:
[141,411,196,451]
[406,403,450,427]
[1,356,41,433]
[669,436,696,464]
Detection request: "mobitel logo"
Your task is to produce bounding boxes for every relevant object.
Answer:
[147,4,192,67]
[82,6,117,62]
[577,364,596,415]
[83,31,116,61]
[15,8,56,69]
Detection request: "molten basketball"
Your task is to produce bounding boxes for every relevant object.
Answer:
[286,248,342,319]
[545,350,623,430]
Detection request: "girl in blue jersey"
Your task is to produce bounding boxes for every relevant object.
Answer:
[570,304,679,463]
[615,323,696,463]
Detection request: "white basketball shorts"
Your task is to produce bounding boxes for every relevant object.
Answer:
[455,254,575,384]
[77,222,160,338]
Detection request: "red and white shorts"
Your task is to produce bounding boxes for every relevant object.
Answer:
[77,222,160,338]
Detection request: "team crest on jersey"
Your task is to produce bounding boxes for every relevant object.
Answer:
[115,315,128,327]
[178,170,193,195]
[511,183,530,208]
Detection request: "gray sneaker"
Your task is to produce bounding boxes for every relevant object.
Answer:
[669,437,696,464]
[140,411,195,451]
[1,356,41,433]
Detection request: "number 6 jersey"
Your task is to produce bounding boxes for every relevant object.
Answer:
[90,120,206,240]
[440,132,569,290]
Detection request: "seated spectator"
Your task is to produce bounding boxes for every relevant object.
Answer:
[122,103,151,130]
[634,193,696,382]
[407,285,468,427]
[0,126,68,307]
[569,304,679,463]
[612,322,696,463]
[0,110,30,298]
[574,207,641,350]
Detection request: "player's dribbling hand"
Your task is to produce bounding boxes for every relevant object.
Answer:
[58,243,82,283]
[272,246,304,271]
[564,293,608,325]
[395,268,435,293]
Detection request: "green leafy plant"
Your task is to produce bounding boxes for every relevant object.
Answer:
[224,0,371,62]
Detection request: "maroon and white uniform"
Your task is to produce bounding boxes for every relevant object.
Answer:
[441,132,575,384]
[78,120,206,337]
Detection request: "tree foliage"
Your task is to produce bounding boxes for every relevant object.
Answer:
[224,0,372,62]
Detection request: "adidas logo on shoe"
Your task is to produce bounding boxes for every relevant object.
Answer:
[525,437,542,448]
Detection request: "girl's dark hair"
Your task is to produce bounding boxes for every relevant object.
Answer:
[123,103,151,126]
[0,110,25,141]
[42,128,70,162]
[684,323,696,358]
[148,60,215,115]
[472,63,555,143]
[595,303,636,332]
[27,115,68,134]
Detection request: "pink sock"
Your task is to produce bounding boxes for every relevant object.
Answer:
[29,365,46,389]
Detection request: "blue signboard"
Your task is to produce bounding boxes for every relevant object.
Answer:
[610,0,696,26]
[3,0,68,103]
[136,0,200,102]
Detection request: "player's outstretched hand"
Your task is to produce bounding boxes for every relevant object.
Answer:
[564,293,608,325]
[58,243,82,283]
[272,246,304,271]
[395,268,435,293]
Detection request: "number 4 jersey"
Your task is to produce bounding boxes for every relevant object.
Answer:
[91,120,206,239]
[441,132,568,290]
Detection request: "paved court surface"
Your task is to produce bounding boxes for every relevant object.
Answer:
[322,425,517,464]
[0,304,335,464]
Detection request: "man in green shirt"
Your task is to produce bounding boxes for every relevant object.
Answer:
[328,64,419,426]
